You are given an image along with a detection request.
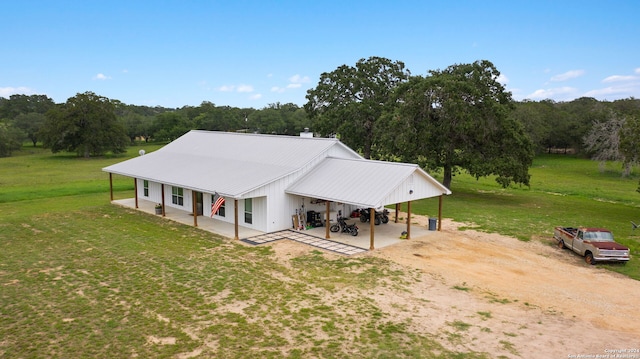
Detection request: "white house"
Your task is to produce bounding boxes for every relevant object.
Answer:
[103,130,451,244]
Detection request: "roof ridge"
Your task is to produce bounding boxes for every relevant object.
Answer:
[325,156,418,167]
[189,129,339,142]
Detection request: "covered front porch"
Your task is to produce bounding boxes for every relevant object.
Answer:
[112,198,263,239]
[112,198,435,252]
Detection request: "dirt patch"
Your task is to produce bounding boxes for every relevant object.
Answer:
[270,214,640,357]
[146,335,176,345]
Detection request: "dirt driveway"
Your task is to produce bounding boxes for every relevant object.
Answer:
[369,218,640,358]
[272,214,640,357]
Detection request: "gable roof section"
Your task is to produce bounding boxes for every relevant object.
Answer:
[103,130,361,197]
[286,157,451,208]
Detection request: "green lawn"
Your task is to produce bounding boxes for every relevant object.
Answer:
[1,145,491,358]
[0,144,638,357]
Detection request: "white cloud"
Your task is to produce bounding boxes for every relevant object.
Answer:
[584,86,625,97]
[266,74,310,94]
[602,75,636,83]
[93,73,111,80]
[526,86,578,100]
[550,70,585,82]
[218,84,255,93]
[496,73,509,85]
[249,93,262,100]
[218,85,235,92]
[288,74,310,84]
[586,68,640,99]
[584,82,639,98]
[237,85,254,93]
[0,86,33,97]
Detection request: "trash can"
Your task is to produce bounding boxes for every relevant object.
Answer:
[428,217,437,231]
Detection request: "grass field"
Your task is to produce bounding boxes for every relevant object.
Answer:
[1,143,639,358]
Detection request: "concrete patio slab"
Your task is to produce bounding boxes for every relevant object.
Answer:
[111,198,436,254]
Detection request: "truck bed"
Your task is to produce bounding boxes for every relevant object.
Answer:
[554,226,577,238]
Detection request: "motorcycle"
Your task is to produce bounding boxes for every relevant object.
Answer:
[358,208,389,225]
[330,216,359,236]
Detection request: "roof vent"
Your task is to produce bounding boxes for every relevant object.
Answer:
[300,128,313,138]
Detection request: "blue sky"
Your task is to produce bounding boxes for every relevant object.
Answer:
[2,1,639,109]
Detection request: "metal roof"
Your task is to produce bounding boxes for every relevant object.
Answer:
[285,157,451,208]
[103,130,360,197]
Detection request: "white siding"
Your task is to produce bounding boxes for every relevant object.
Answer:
[208,195,237,226]
[137,179,163,204]
[250,196,266,231]
[111,132,449,235]
[241,145,360,232]
[380,173,447,205]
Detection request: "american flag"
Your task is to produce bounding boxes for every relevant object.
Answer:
[211,192,225,217]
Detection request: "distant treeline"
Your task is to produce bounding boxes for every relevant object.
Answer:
[511,97,640,155]
[0,93,638,157]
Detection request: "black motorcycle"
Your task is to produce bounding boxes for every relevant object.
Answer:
[330,216,359,236]
[359,208,389,225]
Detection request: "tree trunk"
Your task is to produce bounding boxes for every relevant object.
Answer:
[443,165,452,189]
[363,140,371,159]
[363,118,373,159]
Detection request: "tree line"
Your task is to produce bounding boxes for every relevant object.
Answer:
[0,94,310,158]
[1,57,639,189]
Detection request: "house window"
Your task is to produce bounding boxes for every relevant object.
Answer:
[171,186,184,206]
[244,198,252,224]
[211,194,225,217]
[143,180,149,197]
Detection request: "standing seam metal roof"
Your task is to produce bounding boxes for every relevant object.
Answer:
[285,157,451,208]
[102,130,361,197]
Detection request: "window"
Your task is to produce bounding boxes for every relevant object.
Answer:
[244,198,252,224]
[171,187,184,206]
[143,180,149,197]
[212,194,225,217]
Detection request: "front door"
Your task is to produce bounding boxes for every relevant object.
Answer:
[196,192,203,215]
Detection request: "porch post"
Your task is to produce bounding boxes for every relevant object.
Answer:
[367,208,373,250]
[234,199,239,240]
[161,184,166,217]
[192,191,198,227]
[438,195,443,231]
[406,200,412,239]
[394,203,400,223]
[325,201,331,239]
[134,178,138,209]
[109,173,113,201]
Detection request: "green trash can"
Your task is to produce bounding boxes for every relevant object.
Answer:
[428,218,437,231]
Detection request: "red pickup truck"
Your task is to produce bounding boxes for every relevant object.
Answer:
[553,226,630,265]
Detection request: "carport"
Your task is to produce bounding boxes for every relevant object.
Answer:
[285,157,451,249]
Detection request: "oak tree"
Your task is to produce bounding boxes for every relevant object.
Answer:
[40,92,128,157]
[380,60,533,189]
[305,56,410,158]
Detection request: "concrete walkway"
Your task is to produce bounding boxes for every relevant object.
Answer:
[242,230,368,255]
[112,198,435,255]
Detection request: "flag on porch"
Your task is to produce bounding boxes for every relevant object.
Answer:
[211,192,225,217]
